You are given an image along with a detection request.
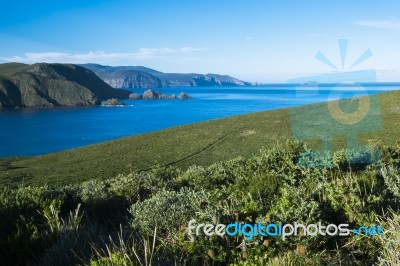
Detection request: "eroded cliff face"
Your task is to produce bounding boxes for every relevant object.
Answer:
[0,78,22,109]
[102,71,163,89]
[81,64,253,89]
[0,63,131,109]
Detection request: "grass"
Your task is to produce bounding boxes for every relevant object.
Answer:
[0,62,30,78]
[2,141,400,265]
[1,89,400,187]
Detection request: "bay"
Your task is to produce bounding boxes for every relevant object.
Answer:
[0,85,397,157]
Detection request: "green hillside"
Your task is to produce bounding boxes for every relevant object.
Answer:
[1,89,399,187]
[0,62,31,77]
[0,63,131,109]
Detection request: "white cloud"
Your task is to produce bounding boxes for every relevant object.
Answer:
[136,47,176,56]
[179,46,209,52]
[2,47,209,64]
[354,18,400,30]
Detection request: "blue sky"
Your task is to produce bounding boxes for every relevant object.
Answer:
[1,0,400,82]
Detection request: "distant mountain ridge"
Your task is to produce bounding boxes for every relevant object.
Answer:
[0,63,131,109]
[81,64,254,89]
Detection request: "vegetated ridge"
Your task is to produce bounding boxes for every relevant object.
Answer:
[0,62,131,109]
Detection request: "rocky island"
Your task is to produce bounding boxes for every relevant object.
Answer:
[0,63,131,110]
[101,98,126,107]
[128,89,191,100]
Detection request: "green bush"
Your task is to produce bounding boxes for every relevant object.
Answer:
[1,141,400,265]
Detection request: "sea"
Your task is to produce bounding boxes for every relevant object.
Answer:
[0,85,398,157]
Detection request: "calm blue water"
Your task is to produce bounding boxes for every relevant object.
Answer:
[0,86,397,157]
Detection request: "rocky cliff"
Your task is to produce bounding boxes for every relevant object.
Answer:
[81,64,163,89]
[0,63,131,109]
[81,64,253,89]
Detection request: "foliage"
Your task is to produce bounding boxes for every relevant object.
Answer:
[1,141,400,265]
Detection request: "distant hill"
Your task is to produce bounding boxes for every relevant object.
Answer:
[0,63,131,109]
[81,63,254,89]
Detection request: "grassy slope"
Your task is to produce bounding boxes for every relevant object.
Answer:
[1,89,400,187]
[0,63,30,78]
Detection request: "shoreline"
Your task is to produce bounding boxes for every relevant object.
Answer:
[0,86,398,158]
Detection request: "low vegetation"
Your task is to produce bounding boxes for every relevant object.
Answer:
[1,141,400,265]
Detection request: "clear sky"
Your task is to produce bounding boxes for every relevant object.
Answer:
[1,0,400,82]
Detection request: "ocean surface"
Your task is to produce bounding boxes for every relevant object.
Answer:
[0,85,398,157]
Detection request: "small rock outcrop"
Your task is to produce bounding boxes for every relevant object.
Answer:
[142,89,161,99]
[179,92,191,100]
[129,93,142,100]
[101,98,126,107]
[141,89,185,100]
[127,89,191,101]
